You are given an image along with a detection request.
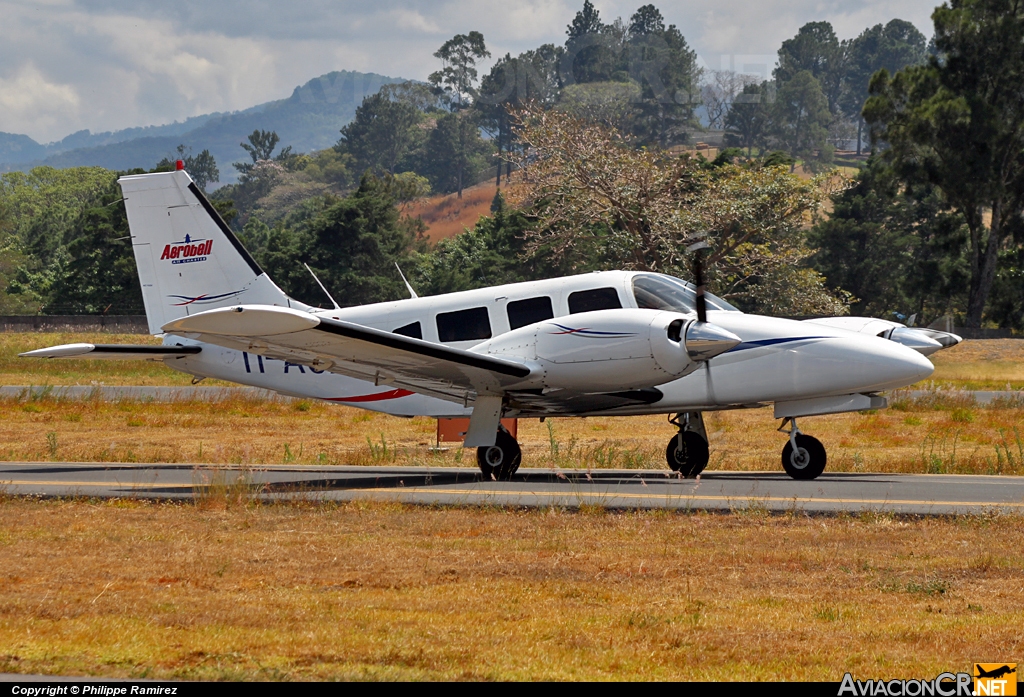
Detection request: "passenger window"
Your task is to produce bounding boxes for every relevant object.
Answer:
[568,287,622,314]
[507,296,554,330]
[436,307,492,342]
[393,322,422,339]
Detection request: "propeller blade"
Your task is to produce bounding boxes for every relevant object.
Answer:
[687,240,710,324]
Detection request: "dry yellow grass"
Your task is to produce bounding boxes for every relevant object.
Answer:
[930,339,1024,390]
[0,332,232,387]
[399,182,497,242]
[0,498,1020,681]
[2,393,1024,475]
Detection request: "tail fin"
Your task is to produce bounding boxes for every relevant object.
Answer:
[119,169,302,334]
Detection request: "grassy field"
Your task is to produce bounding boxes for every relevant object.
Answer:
[2,333,1023,681]
[0,498,1019,681]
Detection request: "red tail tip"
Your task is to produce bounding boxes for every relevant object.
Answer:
[175,159,185,171]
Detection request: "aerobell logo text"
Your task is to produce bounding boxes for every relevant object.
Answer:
[160,234,211,265]
[838,673,973,696]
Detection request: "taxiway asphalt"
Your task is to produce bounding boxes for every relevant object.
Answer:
[1,462,1022,515]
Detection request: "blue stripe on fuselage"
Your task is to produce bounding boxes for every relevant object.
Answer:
[726,336,829,353]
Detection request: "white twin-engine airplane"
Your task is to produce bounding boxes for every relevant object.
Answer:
[22,168,961,480]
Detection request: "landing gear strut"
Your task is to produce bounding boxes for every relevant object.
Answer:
[778,417,827,480]
[476,426,521,481]
[666,412,709,477]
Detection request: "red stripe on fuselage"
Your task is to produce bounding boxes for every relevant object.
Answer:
[328,389,414,403]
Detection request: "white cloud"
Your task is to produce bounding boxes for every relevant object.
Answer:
[0,63,80,139]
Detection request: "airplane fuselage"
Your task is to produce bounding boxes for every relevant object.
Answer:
[165,270,934,418]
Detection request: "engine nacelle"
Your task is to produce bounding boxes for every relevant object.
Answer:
[472,309,739,392]
[803,316,961,356]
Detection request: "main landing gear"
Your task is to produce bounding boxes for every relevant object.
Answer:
[476,425,522,481]
[662,412,828,480]
[778,417,827,480]
[666,412,710,477]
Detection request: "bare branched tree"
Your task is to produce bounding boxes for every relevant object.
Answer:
[504,104,850,315]
[700,70,759,130]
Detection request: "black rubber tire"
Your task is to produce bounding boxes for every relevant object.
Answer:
[476,428,522,481]
[666,432,709,477]
[781,434,827,480]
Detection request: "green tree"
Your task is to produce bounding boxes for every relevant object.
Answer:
[423,112,490,197]
[338,92,423,175]
[260,175,423,307]
[241,130,279,163]
[0,202,41,313]
[864,0,1024,327]
[809,156,969,320]
[841,20,927,154]
[413,192,570,295]
[724,82,774,155]
[42,183,143,314]
[775,21,848,118]
[477,46,564,186]
[626,18,702,146]
[0,166,117,264]
[233,130,287,176]
[557,81,641,133]
[428,32,491,109]
[628,4,665,36]
[564,1,617,84]
[157,144,220,190]
[772,71,833,170]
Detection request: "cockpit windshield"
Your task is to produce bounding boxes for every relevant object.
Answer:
[631,273,741,314]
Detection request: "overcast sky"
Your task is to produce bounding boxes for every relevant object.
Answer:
[0,0,940,143]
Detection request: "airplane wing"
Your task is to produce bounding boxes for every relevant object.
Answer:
[161,305,535,404]
[19,343,202,360]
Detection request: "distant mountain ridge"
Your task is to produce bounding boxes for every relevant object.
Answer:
[0,70,408,184]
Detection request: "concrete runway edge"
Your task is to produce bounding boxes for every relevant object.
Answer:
[2,463,1023,516]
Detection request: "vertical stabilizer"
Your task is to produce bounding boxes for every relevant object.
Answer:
[118,170,301,334]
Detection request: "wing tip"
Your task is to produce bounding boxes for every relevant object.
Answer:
[19,343,96,359]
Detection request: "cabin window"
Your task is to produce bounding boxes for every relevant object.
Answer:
[393,322,422,339]
[632,274,695,313]
[436,307,492,342]
[568,287,622,314]
[631,273,741,313]
[507,296,554,330]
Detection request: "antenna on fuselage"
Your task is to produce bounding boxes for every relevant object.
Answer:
[395,263,419,299]
[303,263,342,311]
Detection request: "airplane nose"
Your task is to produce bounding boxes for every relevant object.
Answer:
[684,321,741,362]
[889,327,944,356]
[886,342,935,386]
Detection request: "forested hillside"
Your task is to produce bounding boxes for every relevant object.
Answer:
[2,0,1022,331]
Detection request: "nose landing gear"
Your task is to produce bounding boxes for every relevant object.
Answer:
[666,412,710,477]
[778,417,827,480]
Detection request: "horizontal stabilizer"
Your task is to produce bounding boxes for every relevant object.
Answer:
[19,343,202,360]
[162,305,320,336]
